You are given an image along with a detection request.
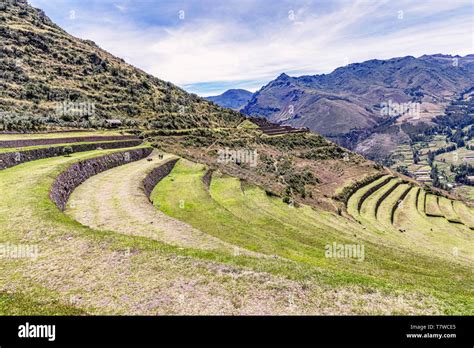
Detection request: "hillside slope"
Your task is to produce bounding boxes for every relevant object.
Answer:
[241,55,474,158]
[0,0,243,129]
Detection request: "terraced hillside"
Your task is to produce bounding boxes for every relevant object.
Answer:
[346,173,473,259]
[1,0,243,128]
[347,172,473,229]
[1,131,473,315]
[1,0,472,318]
[0,130,140,169]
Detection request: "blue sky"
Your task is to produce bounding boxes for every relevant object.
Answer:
[29,0,473,96]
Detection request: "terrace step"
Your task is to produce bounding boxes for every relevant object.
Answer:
[424,194,445,218]
[358,178,401,228]
[0,135,139,148]
[346,175,393,219]
[377,184,411,227]
[438,197,463,224]
[453,201,474,229]
[0,139,143,170]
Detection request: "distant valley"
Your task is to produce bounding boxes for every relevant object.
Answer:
[212,55,474,160]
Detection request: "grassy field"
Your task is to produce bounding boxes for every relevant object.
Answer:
[0,130,124,141]
[1,133,473,315]
[0,139,139,154]
[425,194,445,217]
[436,147,474,166]
[3,145,459,314]
[152,160,474,314]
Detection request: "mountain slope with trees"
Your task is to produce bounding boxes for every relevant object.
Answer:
[0,0,243,129]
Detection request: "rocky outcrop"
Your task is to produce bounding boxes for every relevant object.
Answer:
[142,158,179,199]
[50,147,152,211]
[0,139,142,170]
[0,135,139,148]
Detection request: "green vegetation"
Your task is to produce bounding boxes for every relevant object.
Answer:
[0,138,139,154]
[425,194,444,217]
[151,160,474,314]
[1,2,243,129]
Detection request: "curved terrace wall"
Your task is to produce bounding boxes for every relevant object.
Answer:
[142,158,180,199]
[337,173,385,206]
[357,176,393,212]
[374,181,403,217]
[390,186,413,224]
[0,135,138,148]
[0,140,142,170]
[50,147,153,211]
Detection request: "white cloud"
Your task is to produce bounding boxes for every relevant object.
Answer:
[61,0,472,95]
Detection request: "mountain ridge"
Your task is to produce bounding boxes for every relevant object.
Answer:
[0,0,243,129]
[205,89,253,111]
[238,54,474,158]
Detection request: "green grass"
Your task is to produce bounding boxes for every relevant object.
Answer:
[152,160,474,313]
[359,178,400,229]
[0,130,123,141]
[1,143,473,314]
[453,201,474,228]
[438,197,462,224]
[377,184,411,228]
[425,194,445,217]
[0,139,140,154]
[347,175,392,219]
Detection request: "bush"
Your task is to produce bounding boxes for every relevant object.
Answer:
[63,146,73,157]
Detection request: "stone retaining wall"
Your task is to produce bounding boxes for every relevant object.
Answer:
[357,176,393,212]
[0,140,142,170]
[142,158,180,199]
[0,135,138,148]
[50,147,153,211]
[201,169,213,190]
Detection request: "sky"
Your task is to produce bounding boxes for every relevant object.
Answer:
[29,0,473,96]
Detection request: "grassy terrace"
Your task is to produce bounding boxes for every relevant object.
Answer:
[453,201,474,229]
[425,194,445,217]
[395,188,472,259]
[2,146,452,315]
[152,160,474,314]
[358,178,400,230]
[1,132,473,314]
[377,184,412,228]
[0,130,123,141]
[346,175,392,219]
[0,139,140,154]
[438,197,462,224]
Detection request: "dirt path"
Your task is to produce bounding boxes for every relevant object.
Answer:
[66,151,253,254]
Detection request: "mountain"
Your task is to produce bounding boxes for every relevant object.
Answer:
[0,0,377,208]
[205,89,253,110]
[241,55,474,159]
[0,0,243,129]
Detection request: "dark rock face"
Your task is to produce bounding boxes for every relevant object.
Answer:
[142,158,179,199]
[50,147,153,211]
[0,139,142,170]
[0,135,139,148]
